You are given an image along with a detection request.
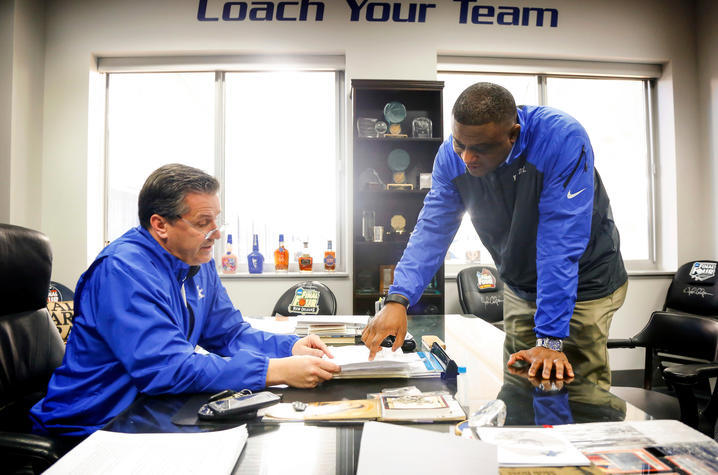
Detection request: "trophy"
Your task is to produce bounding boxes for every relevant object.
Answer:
[383,101,407,137]
[390,214,407,238]
[386,149,413,190]
[412,116,432,138]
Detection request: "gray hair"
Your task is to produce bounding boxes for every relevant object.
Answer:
[452,82,517,126]
[138,164,219,229]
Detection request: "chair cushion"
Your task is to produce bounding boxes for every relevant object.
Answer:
[0,224,52,314]
[609,386,681,420]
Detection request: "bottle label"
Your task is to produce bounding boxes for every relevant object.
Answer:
[288,287,320,315]
[324,253,336,269]
[299,256,313,270]
[222,255,237,273]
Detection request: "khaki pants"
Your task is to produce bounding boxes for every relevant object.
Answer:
[502,281,628,391]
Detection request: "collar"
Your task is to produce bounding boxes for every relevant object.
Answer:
[503,106,527,167]
[136,226,193,281]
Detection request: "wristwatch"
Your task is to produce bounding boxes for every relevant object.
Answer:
[536,337,564,352]
[384,293,409,308]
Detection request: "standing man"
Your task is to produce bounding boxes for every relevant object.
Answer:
[32,164,340,436]
[362,83,627,390]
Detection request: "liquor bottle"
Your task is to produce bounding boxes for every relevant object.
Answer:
[221,234,238,274]
[247,234,264,274]
[298,241,313,272]
[323,240,336,272]
[274,234,289,272]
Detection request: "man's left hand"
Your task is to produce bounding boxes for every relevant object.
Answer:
[292,334,334,359]
[507,347,574,380]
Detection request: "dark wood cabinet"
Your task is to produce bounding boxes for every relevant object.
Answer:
[351,79,445,316]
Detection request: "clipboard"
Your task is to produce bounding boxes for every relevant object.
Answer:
[414,343,459,379]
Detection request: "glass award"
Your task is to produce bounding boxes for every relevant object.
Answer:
[412,116,432,138]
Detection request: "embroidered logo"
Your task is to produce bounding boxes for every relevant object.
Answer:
[689,262,716,282]
[567,188,586,199]
[196,285,205,299]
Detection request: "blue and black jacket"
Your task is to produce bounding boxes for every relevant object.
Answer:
[389,105,627,339]
[31,226,298,436]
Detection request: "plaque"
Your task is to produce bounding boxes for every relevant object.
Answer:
[357,117,378,138]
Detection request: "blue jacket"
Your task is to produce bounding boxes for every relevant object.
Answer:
[31,226,298,436]
[390,106,626,339]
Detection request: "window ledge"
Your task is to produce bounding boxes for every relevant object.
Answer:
[220,271,350,279]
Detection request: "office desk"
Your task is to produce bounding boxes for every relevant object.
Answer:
[103,314,650,474]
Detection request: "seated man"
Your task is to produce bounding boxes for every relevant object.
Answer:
[31,164,340,436]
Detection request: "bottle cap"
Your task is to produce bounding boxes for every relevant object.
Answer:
[227,234,233,244]
[303,241,308,247]
[279,234,284,241]
[327,240,332,249]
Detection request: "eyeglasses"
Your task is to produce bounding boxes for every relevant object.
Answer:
[176,216,226,240]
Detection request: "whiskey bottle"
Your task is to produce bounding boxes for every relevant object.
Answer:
[274,234,289,272]
[247,234,264,274]
[298,241,313,273]
[221,234,237,274]
[324,240,336,272]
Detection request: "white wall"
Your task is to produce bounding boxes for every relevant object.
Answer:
[697,0,718,259]
[8,0,712,369]
[0,0,45,229]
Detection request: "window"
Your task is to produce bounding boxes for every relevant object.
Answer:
[105,68,344,273]
[438,70,655,270]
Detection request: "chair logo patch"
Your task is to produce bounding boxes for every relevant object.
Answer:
[689,262,716,282]
[288,287,320,314]
[683,286,714,298]
[476,268,497,291]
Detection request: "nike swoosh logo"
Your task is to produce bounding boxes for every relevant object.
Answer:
[567,188,586,199]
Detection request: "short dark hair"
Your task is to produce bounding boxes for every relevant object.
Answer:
[452,82,517,126]
[138,164,219,229]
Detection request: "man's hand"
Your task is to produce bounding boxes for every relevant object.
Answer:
[507,347,574,380]
[361,302,407,360]
[266,355,341,388]
[507,364,574,389]
[292,334,334,359]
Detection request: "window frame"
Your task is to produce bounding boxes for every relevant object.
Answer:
[437,61,660,275]
[101,61,347,276]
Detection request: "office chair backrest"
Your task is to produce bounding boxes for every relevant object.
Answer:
[456,265,504,323]
[632,312,718,363]
[0,224,65,431]
[272,281,337,316]
[664,260,718,316]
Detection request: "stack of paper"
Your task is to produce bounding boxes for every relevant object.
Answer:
[44,425,248,475]
[476,427,590,467]
[328,345,443,379]
[295,315,368,336]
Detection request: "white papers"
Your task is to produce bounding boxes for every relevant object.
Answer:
[43,425,248,475]
[357,422,498,475]
[327,345,411,377]
[244,317,297,334]
[476,427,590,467]
[295,315,368,336]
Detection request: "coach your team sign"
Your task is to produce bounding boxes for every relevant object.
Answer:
[197,0,559,27]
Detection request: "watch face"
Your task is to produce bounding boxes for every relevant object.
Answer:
[383,101,407,124]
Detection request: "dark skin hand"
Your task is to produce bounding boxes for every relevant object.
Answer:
[361,302,407,360]
[507,364,575,389]
[507,346,575,380]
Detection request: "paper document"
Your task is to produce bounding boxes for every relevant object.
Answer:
[357,422,498,475]
[43,425,248,475]
[327,345,443,378]
[477,427,590,467]
[245,316,297,334]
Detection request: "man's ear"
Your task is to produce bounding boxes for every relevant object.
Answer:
[150,214,170,239]
[509,123,521,143]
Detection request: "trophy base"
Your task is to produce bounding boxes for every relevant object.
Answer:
[385,133,408,138]
[387,183,414,191]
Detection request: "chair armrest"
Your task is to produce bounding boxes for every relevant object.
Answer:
[0,431,62,469]
[607,338,638,349]
[663,363,718,385]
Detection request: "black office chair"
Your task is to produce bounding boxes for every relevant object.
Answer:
[272,281,337,316]
[456,265,504,324]
[0,224,66,473]
[608,260,718,435]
